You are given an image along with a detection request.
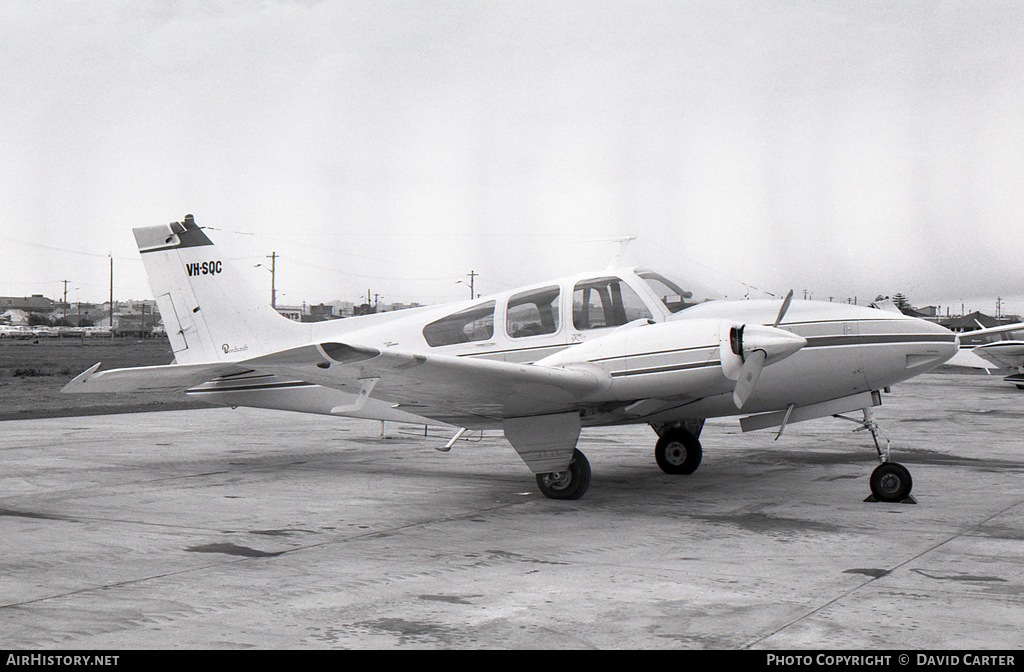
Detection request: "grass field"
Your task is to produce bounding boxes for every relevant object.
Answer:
[0,337,214,420]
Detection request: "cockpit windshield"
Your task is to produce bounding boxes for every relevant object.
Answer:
[636,270,717,314]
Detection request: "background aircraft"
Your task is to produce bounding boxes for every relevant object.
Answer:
[64,215,958,502]
[948,323,1024,389]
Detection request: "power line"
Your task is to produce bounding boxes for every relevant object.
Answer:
[635,237,781,298]
[0,235,140,262]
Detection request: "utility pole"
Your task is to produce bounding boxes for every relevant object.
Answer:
[467,270,478,299]
[62,279,69,323]
[109,254,114,337]
[267,252,278,308]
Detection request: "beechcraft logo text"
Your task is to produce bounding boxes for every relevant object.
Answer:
[186,261,222,277]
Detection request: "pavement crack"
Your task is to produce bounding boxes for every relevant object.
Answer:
[741,496,1024,649]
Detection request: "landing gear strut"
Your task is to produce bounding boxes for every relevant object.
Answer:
[837,407,914,503]
[536,449,591,500]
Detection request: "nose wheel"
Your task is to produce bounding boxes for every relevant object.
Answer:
[837,406,916,503]
[870,462,913,502]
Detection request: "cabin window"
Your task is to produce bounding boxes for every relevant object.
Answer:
[507,286,561,338]
[572,277,652,330]
[422,301,495,347]
[637,272,697,313]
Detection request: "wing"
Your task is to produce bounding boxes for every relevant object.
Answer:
[950,322,1024,371]
[63,341,612,427]
[242,342,611,426]
[971,341,1024,370]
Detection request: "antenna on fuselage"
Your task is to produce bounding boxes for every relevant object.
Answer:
[601,236,637,269]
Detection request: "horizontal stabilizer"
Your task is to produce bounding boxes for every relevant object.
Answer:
[62,361,249,394]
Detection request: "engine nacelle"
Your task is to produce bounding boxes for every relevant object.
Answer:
[538,319,728,401]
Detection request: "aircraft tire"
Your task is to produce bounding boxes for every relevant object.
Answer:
[655,428,702,475]
[870,462,913,502]
[536,449,591,500]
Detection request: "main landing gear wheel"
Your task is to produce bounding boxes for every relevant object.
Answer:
[870,462,913,502]
[655,428,703,475]
[536,449,591,500]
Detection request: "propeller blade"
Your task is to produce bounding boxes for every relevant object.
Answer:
[773,289,794,328]
[733,349,767,409]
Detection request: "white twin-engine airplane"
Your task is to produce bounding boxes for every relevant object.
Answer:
[64,215,959,502]
[949,322,1024,389]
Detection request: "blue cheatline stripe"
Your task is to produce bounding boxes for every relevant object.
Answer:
[602,333,954,378]
[591,344,717,364]
[610,361,721,378]
[805,334,955,348]
[187,381,316,394]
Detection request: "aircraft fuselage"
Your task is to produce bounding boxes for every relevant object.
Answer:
[185,267,957,431]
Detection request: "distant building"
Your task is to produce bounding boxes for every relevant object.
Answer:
[275,305,305,321]
[68,302,108,326]
[274,303,340,323]
[308,303,338,321]
[112,314,153,337]
[1,309,30,326]
[941,311,1002,333]
[330,301,356,317]
[0,295,63,314]
[909,305,939,318]
[385,302,424,312]
[899,306,934,319]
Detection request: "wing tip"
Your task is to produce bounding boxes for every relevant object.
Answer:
[61,362,102,393]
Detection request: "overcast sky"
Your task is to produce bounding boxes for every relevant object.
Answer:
[2,0,1023,315]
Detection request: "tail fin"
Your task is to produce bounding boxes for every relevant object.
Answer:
[134,214,307,364]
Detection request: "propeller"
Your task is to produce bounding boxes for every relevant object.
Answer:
[732,349,767,409]
[773,289,794,328]
[727,291,804,409]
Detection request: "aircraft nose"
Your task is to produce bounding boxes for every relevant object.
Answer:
[911,314,958,340]
[899,316,959,373]
[919,316,959,361]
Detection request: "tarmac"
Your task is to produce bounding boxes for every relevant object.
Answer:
[0,369,1021,650]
